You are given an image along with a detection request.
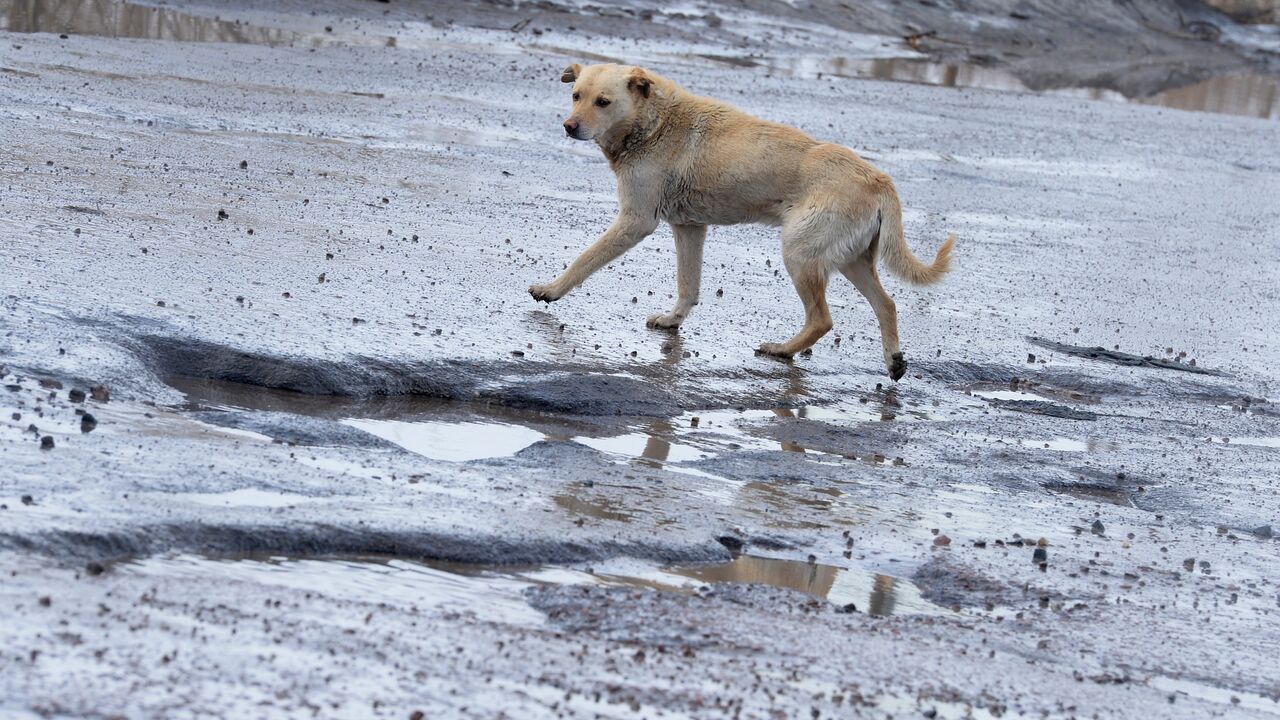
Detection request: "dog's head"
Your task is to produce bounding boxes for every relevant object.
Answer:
[560,63,652,142]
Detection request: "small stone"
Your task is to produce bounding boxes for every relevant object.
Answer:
[1032,547,1048,563]
[80,413,97,433]
[1090,519,1105,535]
[90,384,110,402]
[239,160,248,169]
[1253,525,1273,539]
[1183,558,1195,571]
[410,712,425,720]
[21,495,34,505]
[40,436,54,450]
[217,209,228,220]
[38,378,63,389]
[85,562,105,576]
[933,534,951,547]
[834,603,858,614]
[68,388,86,403]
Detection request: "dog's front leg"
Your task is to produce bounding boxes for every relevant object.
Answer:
[647,223,705,329]
[529,211,658,302]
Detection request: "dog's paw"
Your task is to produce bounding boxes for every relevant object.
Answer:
[646,313,682,330]
[755,342,794,359]
[888,351,907,381]
[528,283,562,303]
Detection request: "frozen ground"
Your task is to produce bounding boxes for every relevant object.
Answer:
[2,0,1280,718]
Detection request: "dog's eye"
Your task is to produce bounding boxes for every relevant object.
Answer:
[572,92,580,101]
[595,97,611,107]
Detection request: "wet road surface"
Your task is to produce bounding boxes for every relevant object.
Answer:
[2,0,1280,717]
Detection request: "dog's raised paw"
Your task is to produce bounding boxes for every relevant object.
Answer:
[888,352,907,381]
[755,342,794,360]
[528,284,560,303]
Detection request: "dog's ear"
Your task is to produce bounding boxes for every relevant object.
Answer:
[627,68,651,98]
[560,63,582,84]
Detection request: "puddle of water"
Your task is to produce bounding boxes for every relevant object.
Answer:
[1209,436,1280,448]
[0,0,385,48]
[663,554,945,616]
[343,418,545,462]
[746,55,1279,120]
[1149,675,1280,714]
[574,432,713,465]
[6,0,1275,120]
[175,488,314,508]
[552,491,636,523]
[970,388,1042,402]
[965,433,1118,453]
[118,552,947,621]
[120,554,547,626]
[3,0,294,43]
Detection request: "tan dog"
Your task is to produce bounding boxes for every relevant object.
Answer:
[529,62,954,380]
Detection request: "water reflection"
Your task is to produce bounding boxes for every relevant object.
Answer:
[552,491,635,523]
[121,552,949,619]
[751,55,1280,120]
[3,0,307,45]
[667,554,943,616]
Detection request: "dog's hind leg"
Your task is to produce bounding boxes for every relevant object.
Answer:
[756,223,834,358]
[647,224,705,329]
[840,250,906,381]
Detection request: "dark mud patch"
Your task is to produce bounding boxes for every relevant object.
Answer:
[911,557,1018,609]
[1027,337,1226,376]
[0,522,731,567]
[144,335,692,417]
[497,373,682,417]
[184,408,401,448]
[1043,467,1142,507]
[984,398,1099,421]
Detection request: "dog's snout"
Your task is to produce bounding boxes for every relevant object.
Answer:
[563,119,579,137]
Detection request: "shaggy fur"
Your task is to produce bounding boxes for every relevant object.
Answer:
[529,62,954,380]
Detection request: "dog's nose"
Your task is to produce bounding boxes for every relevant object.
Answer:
[563,119,578,137]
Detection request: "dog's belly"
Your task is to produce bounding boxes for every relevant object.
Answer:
[661,194,786,227]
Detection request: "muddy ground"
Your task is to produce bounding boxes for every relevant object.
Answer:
[2,0,1280,718]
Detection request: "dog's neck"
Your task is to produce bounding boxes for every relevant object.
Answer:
[596,95,670,168]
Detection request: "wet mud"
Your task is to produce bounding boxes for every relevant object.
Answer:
[2,0,1280,717]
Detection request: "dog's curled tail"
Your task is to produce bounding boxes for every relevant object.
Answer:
[877,191,954,286]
